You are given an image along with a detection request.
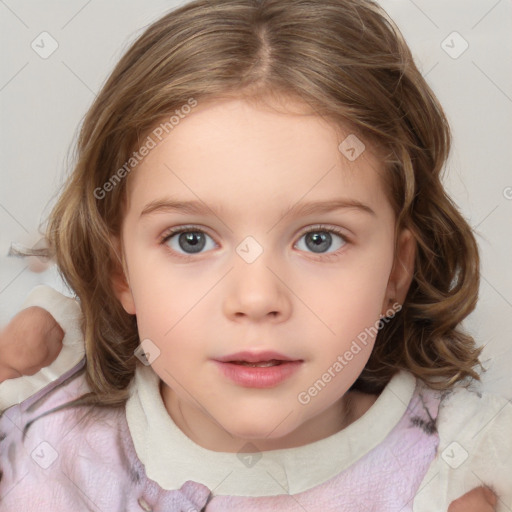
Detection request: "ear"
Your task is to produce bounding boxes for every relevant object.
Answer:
[110,237,136,315]
[382,228,416,314]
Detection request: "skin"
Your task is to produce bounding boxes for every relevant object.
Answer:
[448,486,497,512]
[0,306,63,381]
[113,95,416,452]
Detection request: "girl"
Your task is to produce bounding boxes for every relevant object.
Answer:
[0,0,510,510]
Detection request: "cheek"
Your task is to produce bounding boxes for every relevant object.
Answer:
[297,253,393,338]
[126,261,218,364]
[122,239,199,331]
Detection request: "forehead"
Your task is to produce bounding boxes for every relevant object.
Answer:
[125,96,389,218]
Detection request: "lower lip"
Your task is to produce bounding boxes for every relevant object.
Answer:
[214,361,302,388]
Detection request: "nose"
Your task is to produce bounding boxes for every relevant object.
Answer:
[222,253,292,323]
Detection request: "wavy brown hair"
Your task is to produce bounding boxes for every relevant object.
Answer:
[46,0,481,405]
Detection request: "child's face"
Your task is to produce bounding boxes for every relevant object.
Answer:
[115,95,414,452]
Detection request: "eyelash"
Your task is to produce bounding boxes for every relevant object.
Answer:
[159,224,350,261]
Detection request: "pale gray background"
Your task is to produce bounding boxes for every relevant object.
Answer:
[0,1,511,397]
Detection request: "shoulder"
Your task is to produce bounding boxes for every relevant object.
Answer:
[0,360,136,509]
[0,358,114,465]
[436,383,511,442]
[0,357,91,440]
[413,382,512,511]
[0,361,212,511]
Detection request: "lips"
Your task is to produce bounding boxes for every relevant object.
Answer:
[213,351,303,388]
[215,351,299,364]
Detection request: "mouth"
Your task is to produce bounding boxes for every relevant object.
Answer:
[213,351,303,388]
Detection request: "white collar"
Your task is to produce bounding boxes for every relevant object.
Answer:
[125,364,416,496]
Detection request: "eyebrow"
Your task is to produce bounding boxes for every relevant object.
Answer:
[140,197,376,219]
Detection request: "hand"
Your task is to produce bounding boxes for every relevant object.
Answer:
[448,486,497,512]
[0,307,64,382]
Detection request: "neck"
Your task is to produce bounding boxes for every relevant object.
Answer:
[160,381,377,452]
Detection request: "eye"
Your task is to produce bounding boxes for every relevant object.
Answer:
[160,224,348,260]
[160,227,217,256]
[295,225,347,256]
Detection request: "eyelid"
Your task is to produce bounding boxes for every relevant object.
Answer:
[297,224,349,240]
